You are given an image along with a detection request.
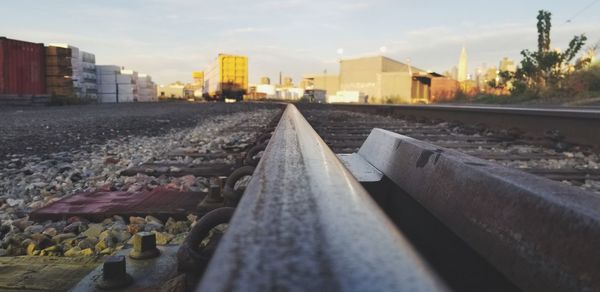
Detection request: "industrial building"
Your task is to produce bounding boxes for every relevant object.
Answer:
[158,83,185,99]
[303,55,459,104]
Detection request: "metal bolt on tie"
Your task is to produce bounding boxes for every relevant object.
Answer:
[129,232,160,260]
[95,255,133,289]
[197,177,225,212]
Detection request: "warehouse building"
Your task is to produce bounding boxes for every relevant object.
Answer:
[301,74,339,98]
[303,55,459,104]
[158,83,185,99]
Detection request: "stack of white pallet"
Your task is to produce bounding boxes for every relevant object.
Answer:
[137,74,157,102]
[80,51,97,99]
[96,65,119,103]
[118,69,137,102]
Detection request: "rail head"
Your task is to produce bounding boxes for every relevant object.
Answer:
[197,104,447,291]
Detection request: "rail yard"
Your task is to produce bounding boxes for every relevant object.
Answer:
[0,101,599,292]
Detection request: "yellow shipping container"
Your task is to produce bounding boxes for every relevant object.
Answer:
[204,54,248,100]
[192,71,204,81]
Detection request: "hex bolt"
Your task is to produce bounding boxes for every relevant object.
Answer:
[95,255,133,289]
[129,232,160,260]
[207,177,223,202]
[197,177,225,212]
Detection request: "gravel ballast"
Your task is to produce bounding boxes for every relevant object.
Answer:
[0,102,281,257]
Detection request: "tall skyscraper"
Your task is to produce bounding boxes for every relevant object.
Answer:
[457,46,468,82]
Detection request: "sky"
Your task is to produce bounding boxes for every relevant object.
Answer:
[1,0,599,85]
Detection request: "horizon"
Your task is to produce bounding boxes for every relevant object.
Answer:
[1,0,599,85]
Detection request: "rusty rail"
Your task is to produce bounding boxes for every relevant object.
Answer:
[357,128,600,292]
[197,104,447,291]
[298,103,600,147]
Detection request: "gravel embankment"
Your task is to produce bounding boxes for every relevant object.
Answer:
[0,102,280,257]
[0,102,277,158]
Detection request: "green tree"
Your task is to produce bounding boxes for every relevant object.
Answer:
[504,10,587,95]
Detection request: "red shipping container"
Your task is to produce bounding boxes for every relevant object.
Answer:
[0,37,46,95]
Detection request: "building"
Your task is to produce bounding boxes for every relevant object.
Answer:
[457,46,468,82]
[260,77,271,85]
[430,74,460,102]
[158,83,185,99]
[301,74,340,97]
[0,37,46,96]
[282,77,293,87]
[276,87,304,100]
[304,55,459,104]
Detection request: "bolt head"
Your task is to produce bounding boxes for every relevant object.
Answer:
[103,255,127,280]
[96,255,133,289]
[129,232,160,259]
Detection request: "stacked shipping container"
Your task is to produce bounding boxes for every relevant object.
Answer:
[0,37,46,96]
[1,36,158,103]
[204,54,248,100]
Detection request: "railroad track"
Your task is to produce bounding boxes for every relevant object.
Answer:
[299,106,600,193]
[1,102,599,291]
[200,103,600,292]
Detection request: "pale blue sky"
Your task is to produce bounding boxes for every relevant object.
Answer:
[1,0,599,84]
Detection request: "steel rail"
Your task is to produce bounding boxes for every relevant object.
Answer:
[196,104,447,291]
[358,128,600,292]
[298,103,600,147]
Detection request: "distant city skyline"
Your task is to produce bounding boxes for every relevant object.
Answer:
[1,0,599,84]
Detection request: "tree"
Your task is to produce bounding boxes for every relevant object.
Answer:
[505,10,587,95]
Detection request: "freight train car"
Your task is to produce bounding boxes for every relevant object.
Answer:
[0,37,46,96]
[203,54,247,101]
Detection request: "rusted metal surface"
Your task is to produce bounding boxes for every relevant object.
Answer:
[30,187,204,222]
[0,37,46,96]
[197,105,447,292]
[302,106,599,185]
[358,128,600,292]
[299,103,600,147]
